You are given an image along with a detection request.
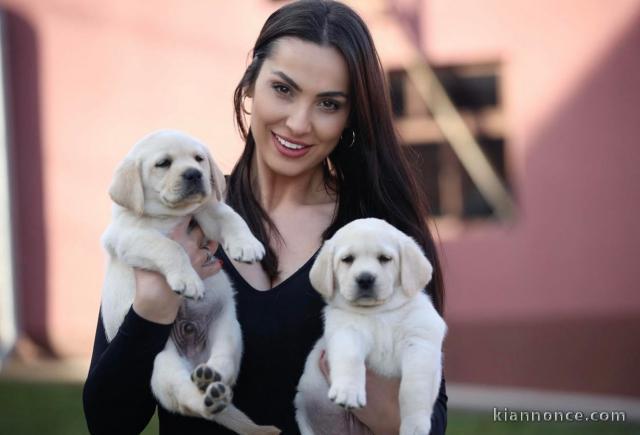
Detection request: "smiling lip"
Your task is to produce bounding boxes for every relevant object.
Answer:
[272,132,312,158]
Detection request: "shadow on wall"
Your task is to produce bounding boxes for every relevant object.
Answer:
[445,12,640,397]
[447,314,640,397]
[5,10,49,355]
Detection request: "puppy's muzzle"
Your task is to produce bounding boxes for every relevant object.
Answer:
[355,272,376,299]
[181,168,205,196]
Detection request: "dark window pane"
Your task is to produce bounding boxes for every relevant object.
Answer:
[461,137,506,217]
[435,66,498,110]
[394,63,508,220]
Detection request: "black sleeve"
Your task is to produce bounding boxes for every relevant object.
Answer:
[82,306,173,435]
[429,376,448,435]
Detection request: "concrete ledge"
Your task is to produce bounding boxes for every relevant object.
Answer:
[0,357,89,383]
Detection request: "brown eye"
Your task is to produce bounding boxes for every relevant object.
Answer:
[341,255,354,264]
[195,155,204,162]
[272,83,292,95]
[378,255,392,264]
[155,159,171,168]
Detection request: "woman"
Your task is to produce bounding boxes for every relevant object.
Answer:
[83,1,447,434]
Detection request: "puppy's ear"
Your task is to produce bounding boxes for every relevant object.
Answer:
[109,157,144,216]
[309,240,335,299]
[399,235,433,298]
[207,151,226,201]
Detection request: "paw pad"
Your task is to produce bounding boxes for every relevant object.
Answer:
[204,381,232,415]
[191,363,222,392]
[207,383,226,398]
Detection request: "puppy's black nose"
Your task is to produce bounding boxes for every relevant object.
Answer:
[355,272,376,290]
[182,169,202,182]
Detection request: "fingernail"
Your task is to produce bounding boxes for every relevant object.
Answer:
[218,259,224,267]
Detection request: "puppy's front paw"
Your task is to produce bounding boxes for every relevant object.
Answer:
[328,381,366,409]
[166,269,204,300]
[203,381,232,416]
[223,234,265,263]
[190,363,222,392]
[400,414,431,435]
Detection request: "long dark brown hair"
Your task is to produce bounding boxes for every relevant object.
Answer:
[227,0,445,314]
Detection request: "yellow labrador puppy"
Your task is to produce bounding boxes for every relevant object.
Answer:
[101,130,279,434]
[295,218,446,435]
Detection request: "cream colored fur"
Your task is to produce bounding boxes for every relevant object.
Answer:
[100,130,278,435]
[295,218,446,435]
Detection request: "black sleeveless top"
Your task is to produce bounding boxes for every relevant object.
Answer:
[159,247,325,434]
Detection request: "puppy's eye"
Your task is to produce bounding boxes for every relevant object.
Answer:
[155,159,172,168]
[378,255,392,264]
[194,155,204,163]
[341,255,354,264]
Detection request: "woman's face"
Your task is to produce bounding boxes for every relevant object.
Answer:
[248,37,351,178]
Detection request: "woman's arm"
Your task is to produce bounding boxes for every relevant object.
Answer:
[351,371,447,435]
[430,377,448,435]
[82,307,172,434]
[320,353,447,434]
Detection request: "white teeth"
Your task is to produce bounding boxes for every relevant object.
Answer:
[275,134,306,150]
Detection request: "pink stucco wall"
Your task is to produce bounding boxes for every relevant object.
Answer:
[3,0,280,356]
[421,0,640,321]
[2,0,639,396]
[418,0,640,396]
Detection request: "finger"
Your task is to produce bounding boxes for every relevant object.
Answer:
[194,249,206,267]
[205,259,223,273]
[200,249,218,267]
[200,258,223,279]
[190,225,206,247]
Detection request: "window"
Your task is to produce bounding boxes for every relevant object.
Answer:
[390,64,510,220]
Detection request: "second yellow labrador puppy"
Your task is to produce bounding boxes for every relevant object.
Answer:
[295,218,446,435]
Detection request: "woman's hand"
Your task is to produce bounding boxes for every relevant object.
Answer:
[319,351,401,435]
[132,217,222,324]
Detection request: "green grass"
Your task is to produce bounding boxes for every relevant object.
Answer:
[0,380,158,435]
[0,380,638,434]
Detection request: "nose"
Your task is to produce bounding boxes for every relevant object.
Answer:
[355,272,376,290]
[182,168,202,182]
[285,104,312,136]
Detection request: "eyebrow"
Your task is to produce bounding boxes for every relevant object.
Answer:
[272,70,348,99]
